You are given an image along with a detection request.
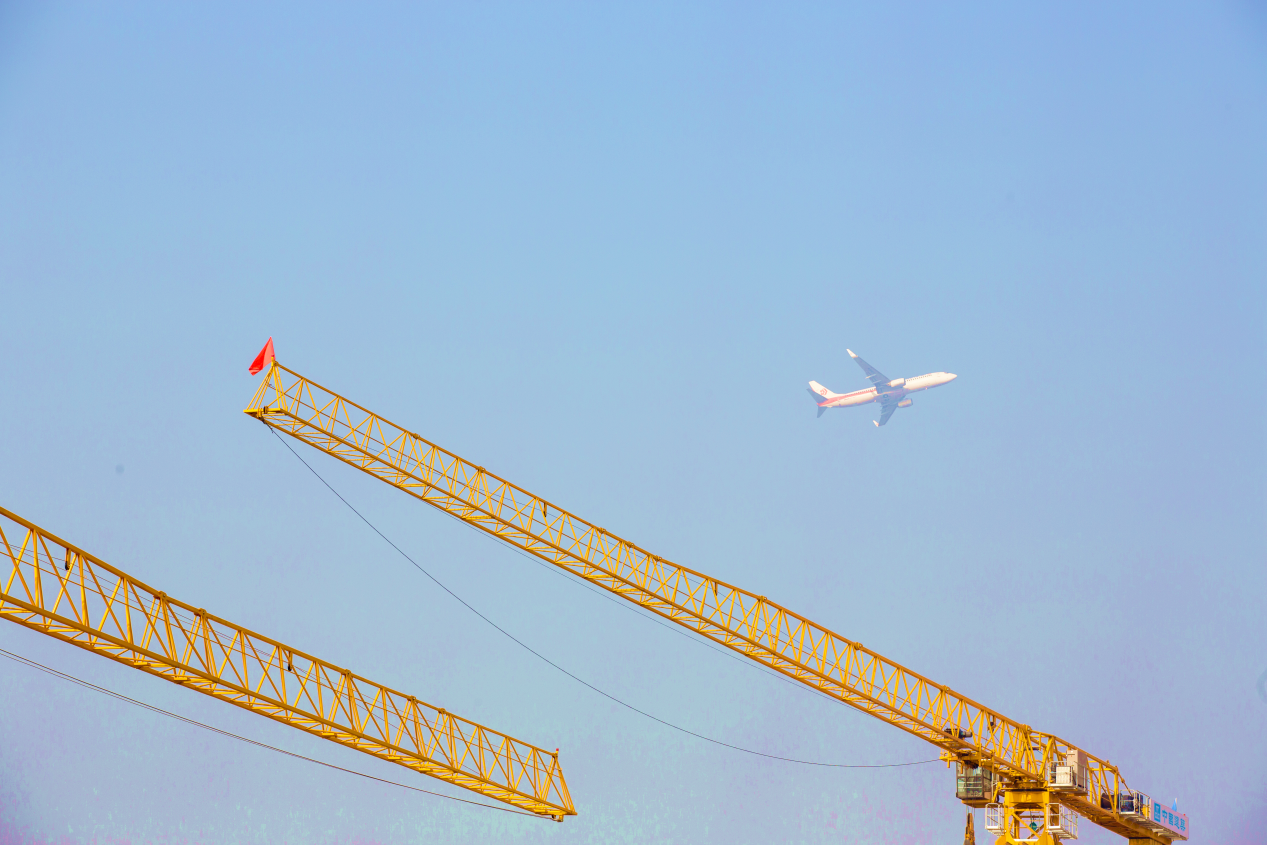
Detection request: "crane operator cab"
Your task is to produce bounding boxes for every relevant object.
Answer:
[955,761,999,806]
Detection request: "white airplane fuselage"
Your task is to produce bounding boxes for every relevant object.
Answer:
[808,349,956,425]
[814,371,956,409]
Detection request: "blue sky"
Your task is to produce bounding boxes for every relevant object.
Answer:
[1,3,1263,843]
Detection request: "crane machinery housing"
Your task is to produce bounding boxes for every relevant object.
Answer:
[0,506,574,820]
[245,356,1190,845]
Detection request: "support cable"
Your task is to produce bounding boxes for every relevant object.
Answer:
[0,646,544,818]
[267,426,937,771]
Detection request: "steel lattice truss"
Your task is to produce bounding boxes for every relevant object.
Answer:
[0,507,574,819]
[246,362,1171,842]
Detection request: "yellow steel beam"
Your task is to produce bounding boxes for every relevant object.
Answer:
[244,361,1178,842]
[0,506,575,820]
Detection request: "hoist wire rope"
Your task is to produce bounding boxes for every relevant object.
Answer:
[5,560,516,761]
[268,395,758,622]
[256,394,857,697]
[261,394,826,659]
[24,535,818,724]
[462,510,880,706]
[0,645,545,818]
[267,425,938,770]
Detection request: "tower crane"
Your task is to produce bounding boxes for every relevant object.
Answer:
[245,356,1189,844]
[0,506,574,819]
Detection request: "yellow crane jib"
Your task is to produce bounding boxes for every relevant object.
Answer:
[0,506,575,820]
[245,360,1186,843]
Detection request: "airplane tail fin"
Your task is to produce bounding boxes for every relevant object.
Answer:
[807,381,838,418]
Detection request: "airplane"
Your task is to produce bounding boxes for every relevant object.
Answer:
[807,350,957,427]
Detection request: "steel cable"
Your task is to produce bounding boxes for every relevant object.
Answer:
[267,425,938,770]
[0,646,545,818]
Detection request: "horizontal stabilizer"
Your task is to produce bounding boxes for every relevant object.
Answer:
[807,382,840,419]
[806,387,828,417]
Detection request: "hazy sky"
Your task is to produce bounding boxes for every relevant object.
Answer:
[1,3,1264,843]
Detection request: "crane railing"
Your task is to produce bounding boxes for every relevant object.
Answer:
[0,506,574,820]
[245,361,1179,842]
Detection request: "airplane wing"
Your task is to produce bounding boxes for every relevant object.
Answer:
[874,397,899,427]
[847,349,890,388]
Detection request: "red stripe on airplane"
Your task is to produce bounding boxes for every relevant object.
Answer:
[819,388,876,406]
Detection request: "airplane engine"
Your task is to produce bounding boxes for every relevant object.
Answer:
[897,398,913,408]
[887,378,906,388]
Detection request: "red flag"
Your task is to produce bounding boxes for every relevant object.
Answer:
[249,338,275,375]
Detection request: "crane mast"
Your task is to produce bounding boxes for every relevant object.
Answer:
[245,359,1188,844]
[0,506,574,819]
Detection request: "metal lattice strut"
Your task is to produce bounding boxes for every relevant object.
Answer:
[0,506,575,820]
